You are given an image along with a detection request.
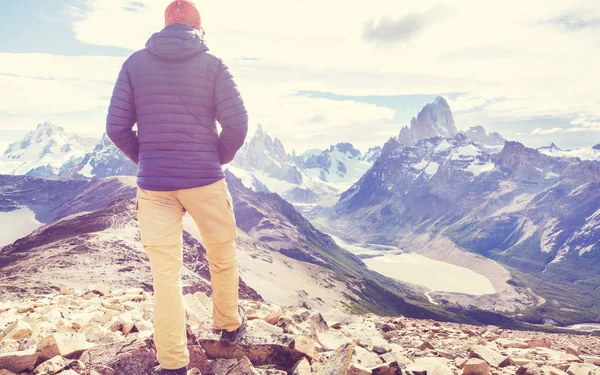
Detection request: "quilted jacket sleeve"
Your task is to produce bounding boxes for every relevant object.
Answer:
[215,60,248,165]
[106,61,139,164]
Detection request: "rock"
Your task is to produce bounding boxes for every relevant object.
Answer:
[546,367,569,375]
[462,328,479,337]
[195,319,306,366]
[57,371,80,375]
[516,362,541,375]
[0,370,17,375]
[526,338,551,348]
[469,345,512,367]
[89,284,110,296]
[188,369,202,375]
[566,364,591,375]
[417,341,435,351]
[567,344,581,356]
[412,357,452,375]
[512,358,532,366]
[348,364,371,375]
[371,361,402,375]
[0,320,33,341]
[227,356,258,375]
[291,335,319,360]
[60,287,74,295]
[318,343,355,375]
[292,358,312,375]
[101,301,123,312]
[0,339,19,354]
[462,359,489,375]
[437,350,457,360]
[79,334,156,374]
[37,333,91,361]
[264,310,283,325]
[496,339,528,349]
[379,351,413,366]
[0,347,38,373]
[33,355,67,374]
[372,345,390,355]
[455,357,469,369]
[213,358,239,375]
[352,345,383,368]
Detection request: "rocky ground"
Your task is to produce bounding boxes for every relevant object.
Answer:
[0,286,599,375]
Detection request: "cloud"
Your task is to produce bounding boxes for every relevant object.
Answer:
[362,6,448,44]
[571,114,600,129]
[543,14,600,31]
[447,94,491,112]
[531,127,564,135]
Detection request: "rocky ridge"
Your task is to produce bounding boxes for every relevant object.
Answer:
[1,286,599,375]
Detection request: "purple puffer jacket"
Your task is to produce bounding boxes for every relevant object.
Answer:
[106,24,248,191]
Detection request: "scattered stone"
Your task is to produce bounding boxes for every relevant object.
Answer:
[469,345,512,367]
[264,310,283,325]
[526,338,551,348]
[417,340,435,350]
[372,345,390,355]
[292,358,312,375]
[1,319,33,341]
[462,328,479,337]
[567,344,581,356]
[0,347,37,373]
[0,339,19,354]
[60,287,74,295]
[546,367,569,375]
[353,345,383,368]
[318,343,355,375]
[566,363,591,375]
[371,361,402,375]
[437,350,457,360]
[516,362,541,375]
[496,339,528,349]
[88,284,110,296]
[79,335,156,374]
[37,333,91,361]
[412,357,452,375]
[379,351,413,366]
[33,355,68,374]
[57,371,80,375]
[188,369,202,375]
[462,358,489,375]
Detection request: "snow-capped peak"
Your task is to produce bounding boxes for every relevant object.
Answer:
[0,121,99,177]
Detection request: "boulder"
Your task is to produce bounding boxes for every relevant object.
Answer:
[462,358,489,375]
[379,351,413,366]
[516,362,541,375]
[352,345,383,368]
[1,319,33,341]
[371,361,402,375]
[195,319,307,366]
[226,356,258,375]
[292,358,312,375]
[566,364,591,375]
[36,332,92,361]
[79,334,156,375]
[33,355,67,374]
[469,345,512,367]
[264,310,284,325]
[566,344,581,357]
[317,343,355,375]
[0,347,38,373]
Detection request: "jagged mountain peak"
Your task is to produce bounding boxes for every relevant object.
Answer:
[539,142,562,151]
[410,96,457,140]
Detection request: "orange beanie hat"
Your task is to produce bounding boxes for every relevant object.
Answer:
[165,0,201,30]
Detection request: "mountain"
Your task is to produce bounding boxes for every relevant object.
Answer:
[231,126,380,207]
[461,125,506,148]
[410,96,458,141]
[330,130,600,324]
[538,143,600,161]
[60,133,137,179]
[0,122,98,178]
[297,143,381,190]
[0,173,463,321]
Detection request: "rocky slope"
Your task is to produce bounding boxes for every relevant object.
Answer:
[330,129,600,324]
[0,122,98,178]
[460,126,505,149]
[1,286,598,374]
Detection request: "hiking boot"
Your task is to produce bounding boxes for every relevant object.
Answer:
[220,305,247,346]
[151,365,187,375]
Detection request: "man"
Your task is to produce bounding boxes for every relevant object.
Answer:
[106,1,248,374]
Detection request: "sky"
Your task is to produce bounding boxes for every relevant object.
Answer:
[0,0,599,154]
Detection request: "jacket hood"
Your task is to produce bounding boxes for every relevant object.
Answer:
[145,24,208,60]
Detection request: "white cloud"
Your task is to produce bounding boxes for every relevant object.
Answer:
[531,127,564,135]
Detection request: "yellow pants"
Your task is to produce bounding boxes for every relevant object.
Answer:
[136,178,241,370]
